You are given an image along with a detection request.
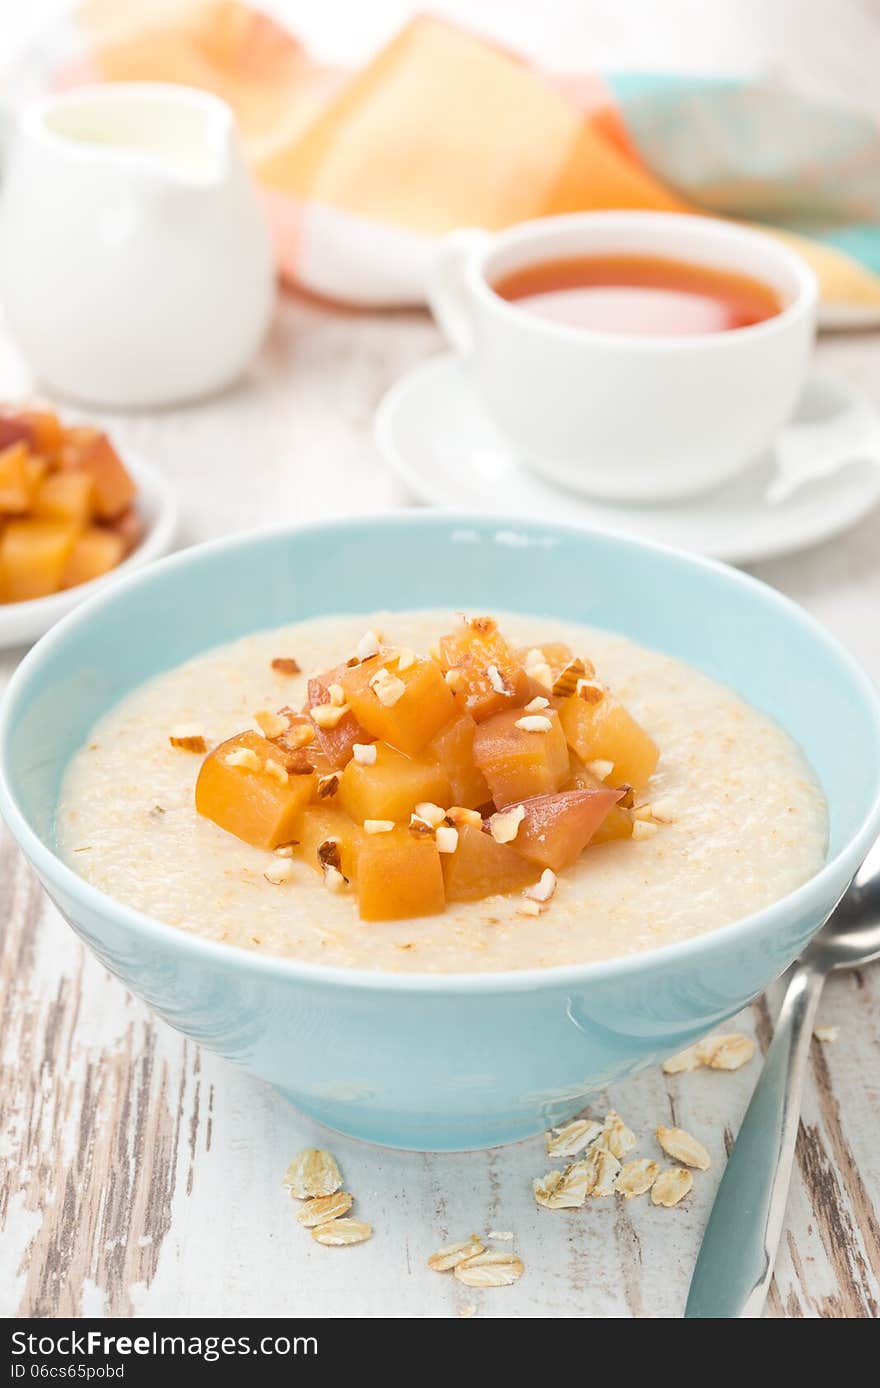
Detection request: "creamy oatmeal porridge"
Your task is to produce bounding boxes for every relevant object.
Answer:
[57,610,827,973]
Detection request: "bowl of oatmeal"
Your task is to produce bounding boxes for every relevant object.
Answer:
[1,515,878,1150]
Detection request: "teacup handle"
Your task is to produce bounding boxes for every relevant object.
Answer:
[427,228,492,356]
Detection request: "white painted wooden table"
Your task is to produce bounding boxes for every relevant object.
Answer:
[2,0,880,1323]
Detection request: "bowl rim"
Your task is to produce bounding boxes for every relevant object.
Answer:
[2,510,879,995]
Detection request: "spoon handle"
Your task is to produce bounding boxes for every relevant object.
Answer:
[685,963,825,1318]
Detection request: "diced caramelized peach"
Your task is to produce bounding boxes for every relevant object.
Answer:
[195,731,316,849]
[473,707,570,807]
[61,429,136,519]
[307,666,374,769]
[20,410,63,458]
[437,616,530,720]
[427,713,491,809]
[564,757,634,842]
[442,822,541,902]
[0,443,36,514]
[338,742,451,823]
[0,414,35,452]
[0,519,80,601]
[558,687,659,790]
[357,826,445,920]
[339,651,455,755]
[296,804,364,881]
[34,471,96,526]
[61,527,125,589]
[505,789,622,871]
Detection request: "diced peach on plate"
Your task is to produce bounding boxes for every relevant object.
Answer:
[195,730,316,849]
[0,519,81,601]
[442,821,541,902]
[61,528,126,589]
[357,825,445,920]
[339,650,455,754]
[473,706,570,807]
[557,686,658,790]
[0,443,37,514]
[34,470,96,526]
[61,429,136,519]
[338,741,451,823]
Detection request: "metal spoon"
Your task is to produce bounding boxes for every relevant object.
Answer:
[685,839,880,1318]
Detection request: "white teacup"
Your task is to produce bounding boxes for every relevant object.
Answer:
[427,212,817,503]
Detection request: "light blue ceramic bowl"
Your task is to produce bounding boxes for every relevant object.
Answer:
[2,515,880,1151]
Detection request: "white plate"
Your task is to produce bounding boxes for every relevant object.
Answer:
[375,354,880,565]
[0,453,179,649]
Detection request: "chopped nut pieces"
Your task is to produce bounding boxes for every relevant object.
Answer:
[264,859,296,885]
[577,679,605,705]
[352,742,377,765]
[169,726,207,754]
[296,1191,353,1227]
[656,1125,710,1170]
[435,826,459,854]
[364,819,395,834]
[264,759,288,786]
[396,647,416,672]
[427,1237,484,1272]
[814,1024,839,1043]
[523,869,557,904]
[552,657,587,699]
[254,708,290,739]
[446,806,483,829]
[631,819,659,841]
[284,1148,342,1199]
[312,701,349,730]
[369,667,406,707]
[651,1167,693,1207]
[224,746,260,770]
[584,758,614,781]
[545,1118,604,1158]
[271,657,301,675]
[514,714,553,733]
[698,1033,756,1071]
[316,773,339,798]
[490,804,525,844]
[647,797,676,823]
[523,695,550,713]
[414,801,447,828]
[518,898,542,917]
[312,1217,372,1247]
[323,865,348,893]
[317,839,342,871]
[356,630,381,661]
[615,1158,660,1198]
[486,663,509,695]
[328,682,346,707]
[444,668,466,691]
[453,1251,525,1288]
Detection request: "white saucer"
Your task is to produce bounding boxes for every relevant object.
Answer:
[0,453,179,649]
[375,354,880,565]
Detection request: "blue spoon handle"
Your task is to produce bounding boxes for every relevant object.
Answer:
[685,964,825,1318]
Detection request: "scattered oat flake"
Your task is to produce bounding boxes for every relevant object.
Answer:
[656,1125,710,1170]
[545,1117,603,1158]
[427,1236,484,1272]
[615,1158,660,1198]
[312,1217,372,1246]
[651,1166,693,1207]
[284,1148,342,1199]
[453,1250,524,1287]
[534,1154,601,1208]
[599,1111,637,1159]
[296,1191,353,1227]
[591,1148,622,1197]
[697,1033,756,1070]
[814,1025,839,1043]
[272,656,301,675]
[487,1230,514,1241]
[662,1043,704,1075]
[532,1170,565,1208]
